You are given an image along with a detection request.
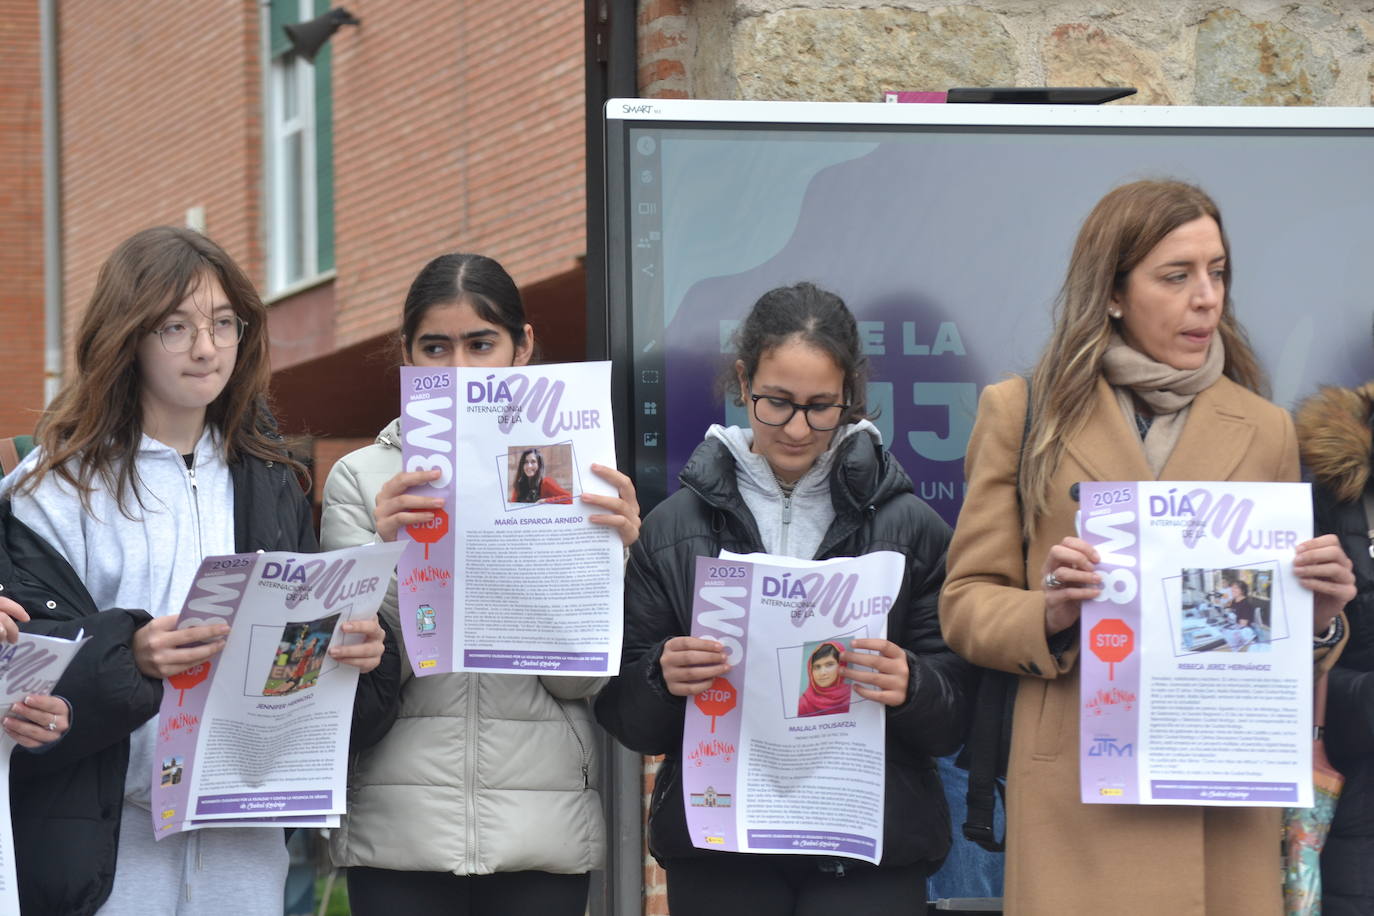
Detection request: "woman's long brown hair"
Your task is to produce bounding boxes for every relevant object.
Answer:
[1020,180,1266,540]
[16,226,302,515]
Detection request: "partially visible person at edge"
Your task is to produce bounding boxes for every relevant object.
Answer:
[1296,359,1374,916]
[595,282,971,916]
[939,180,1355,916]
[321,252,640,916]
[0,226,388,916]
[511,446,572,504]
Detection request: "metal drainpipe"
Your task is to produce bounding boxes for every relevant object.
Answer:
[40,0,62,404]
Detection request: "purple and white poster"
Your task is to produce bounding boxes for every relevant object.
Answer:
[1077,481,1312,807]
[683,550,903,863]
[397,362,623,677]
[150,541,403,836]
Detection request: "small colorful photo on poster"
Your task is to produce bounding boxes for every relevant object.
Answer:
[160,756,184,787]
[796,637,853,718]
[774,627,869,719]
[500,442,578,509]
[261,613,342,696]
[1169,563,1282,655]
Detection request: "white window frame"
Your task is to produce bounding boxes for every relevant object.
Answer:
[265,0,319,294]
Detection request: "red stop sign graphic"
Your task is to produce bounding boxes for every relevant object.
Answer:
[407,508,450,560]
[168,660,211,706]
[1089,618,1134,681]
[694,677,738,733]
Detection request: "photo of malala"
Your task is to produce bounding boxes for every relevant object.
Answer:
[797,638,852,717]
[506,443,575,505]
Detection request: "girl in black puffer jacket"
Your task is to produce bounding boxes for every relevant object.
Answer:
[595,282,972,916]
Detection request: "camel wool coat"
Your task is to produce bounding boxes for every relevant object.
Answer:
[941,374,1344,916]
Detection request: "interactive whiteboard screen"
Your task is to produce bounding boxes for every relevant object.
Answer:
[604,100,1374,521]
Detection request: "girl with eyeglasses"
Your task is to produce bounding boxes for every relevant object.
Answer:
[595,281,971,915]
[2,226,386,915]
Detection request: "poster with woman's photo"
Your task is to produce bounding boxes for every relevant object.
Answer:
[397,361,624,677]
[150,540,403,836]
[682,550,903,864]
[1077,481,1313,807]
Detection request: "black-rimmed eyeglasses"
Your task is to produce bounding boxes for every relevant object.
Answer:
[153,316,247,353]
[749,392,849,431]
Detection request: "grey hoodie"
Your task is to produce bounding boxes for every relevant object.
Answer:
[706,420,881,560]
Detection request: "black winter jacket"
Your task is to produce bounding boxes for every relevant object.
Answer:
[0,452,400,916]
[1298,383,1374,916]
[594,431,973,869]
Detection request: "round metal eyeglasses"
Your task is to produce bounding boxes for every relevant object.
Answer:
[749,392,849,431]
[153,316,247,353]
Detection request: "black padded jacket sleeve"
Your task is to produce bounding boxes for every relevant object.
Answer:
[594,537,687,756]
[348,613,401,753]
[1327,665,1374,763]
[11,608,162,775]
[882,514,976,759]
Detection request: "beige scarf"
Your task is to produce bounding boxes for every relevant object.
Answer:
[1101,332,1225,476]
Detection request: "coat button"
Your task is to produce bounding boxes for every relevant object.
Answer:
[45,600,56,609]
[0,583,5,592]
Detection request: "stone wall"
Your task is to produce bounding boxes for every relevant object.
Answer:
[639,0,1374,105]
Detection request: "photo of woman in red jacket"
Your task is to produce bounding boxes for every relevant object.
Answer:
[509,446,573,504]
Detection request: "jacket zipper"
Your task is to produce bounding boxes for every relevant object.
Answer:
[465,674,479,872]
[778,490,792,555]
[556,702,592,788]
[186,459,202,560]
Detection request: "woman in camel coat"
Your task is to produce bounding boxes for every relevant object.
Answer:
[940,180,1353,916]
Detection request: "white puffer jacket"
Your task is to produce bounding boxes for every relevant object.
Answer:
[323,419,606,875]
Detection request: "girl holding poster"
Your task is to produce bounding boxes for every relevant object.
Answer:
[940,180,1355,916]
[596,282,970,914]
[321,253,641,915]
[2,227,385,916]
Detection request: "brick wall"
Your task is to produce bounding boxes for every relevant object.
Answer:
[48,1,587,483]
[330,1,586,350]
[0,1,47,437]
[59,0,262,360]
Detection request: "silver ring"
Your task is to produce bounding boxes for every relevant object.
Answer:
[1044,572,1065,590]
[45,719,56,732]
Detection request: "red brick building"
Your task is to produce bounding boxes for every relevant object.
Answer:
[11,0,587,485]
[0,2,45,439]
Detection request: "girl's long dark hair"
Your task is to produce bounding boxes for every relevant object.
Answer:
[17,226,300,514]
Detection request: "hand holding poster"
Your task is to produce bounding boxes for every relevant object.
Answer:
[682,550,904,863]
[397,361,624,677]
[1078,481,1314,806]
[0,631,89,913]
[151,540,404,836]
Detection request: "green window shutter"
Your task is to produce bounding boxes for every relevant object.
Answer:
[269,0,293,59]
[313,0,335,273]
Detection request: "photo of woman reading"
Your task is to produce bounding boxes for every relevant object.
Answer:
[797,640,851,717]
[509,447,572,504]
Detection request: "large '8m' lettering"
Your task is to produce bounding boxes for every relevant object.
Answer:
[1083,510,1138,605]
[404,393,454,488]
